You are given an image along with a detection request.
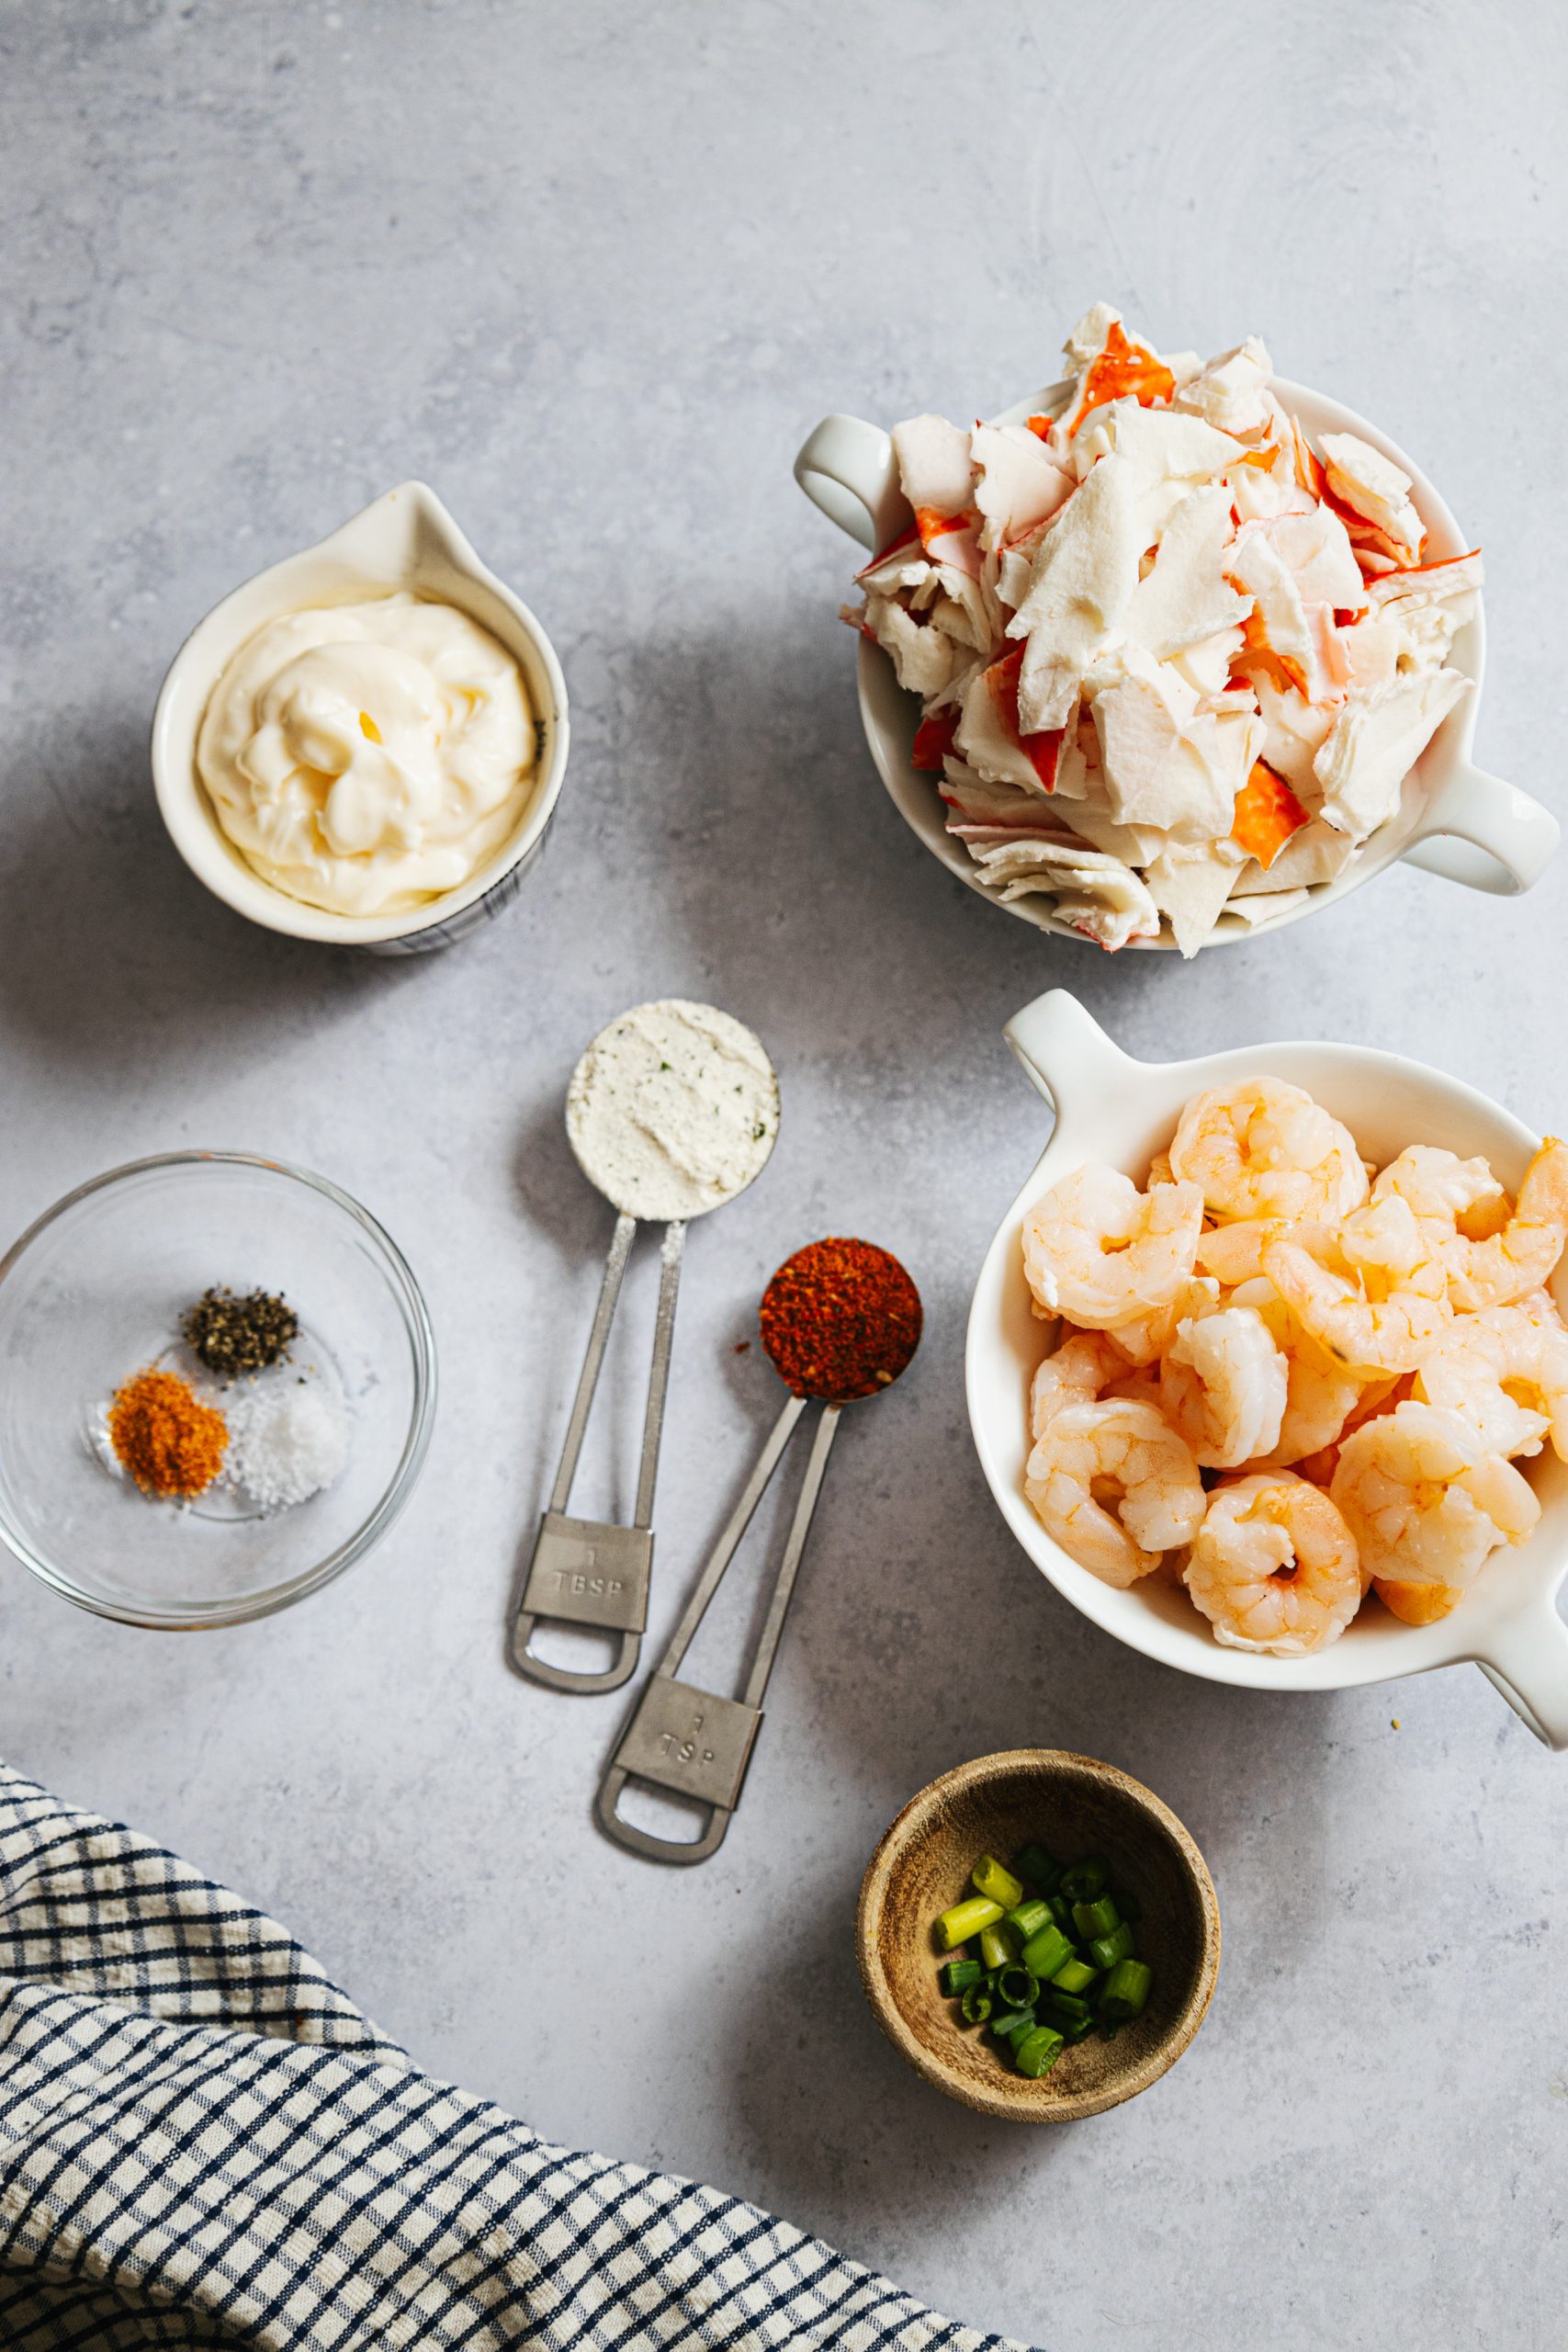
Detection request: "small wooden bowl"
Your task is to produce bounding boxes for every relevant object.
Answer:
[856,1748,1220,2122]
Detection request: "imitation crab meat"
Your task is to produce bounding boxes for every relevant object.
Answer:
[841,303,1481,955]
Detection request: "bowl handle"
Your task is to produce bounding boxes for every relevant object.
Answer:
[1401,761,1560,897]
[793,413,897,551]
[1004,989,1135,1124]
[1474,1600,1568,1750]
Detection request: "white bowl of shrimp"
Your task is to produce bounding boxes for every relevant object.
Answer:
[965,988,1568,1747]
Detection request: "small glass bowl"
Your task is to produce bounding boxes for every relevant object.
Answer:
[0,1153,436,1628]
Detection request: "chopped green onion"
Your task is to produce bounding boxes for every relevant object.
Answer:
[1059,1859,1109,1904]
[1005,1899,1051,1942]
[1019,1922,1074,1982]
[1013,1842,1061,1892]
[1072,1895,1120,1940]
[978,1922,1020,1972]
[1049,2007,1096,2042]
[1050,1956,1098,1996]
[995,1963,1039,2011]
[959,1983,993,2026]
[1046,1894,1075,1934]
[1044,1989,1091,2023]
[1089,1920,1135,1972]
[988,2004,1036,2041]
[1013,2025,1065,2078]
[971,1854,1025,1910]
[937,1895,1003,1951]
[1100,1959,1153,2019]
[937,1958,982,1997]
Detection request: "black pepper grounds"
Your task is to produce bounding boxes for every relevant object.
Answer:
[181,1286,299,1379]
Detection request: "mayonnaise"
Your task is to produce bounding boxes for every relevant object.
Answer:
[196,594,536,916]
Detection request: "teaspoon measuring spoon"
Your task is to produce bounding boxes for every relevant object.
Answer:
[513,1001,778,1694]
[596,1238,922,1860]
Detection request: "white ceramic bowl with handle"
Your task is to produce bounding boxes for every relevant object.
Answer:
[795,382,1557,947]
[152,481,570,956]
[965,988,1568,1747]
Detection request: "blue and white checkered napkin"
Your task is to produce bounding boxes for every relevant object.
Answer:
[0,1767,1030,2350]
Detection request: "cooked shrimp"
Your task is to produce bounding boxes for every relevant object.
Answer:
[1414,1295,1568,1461]
[1161,1302,1289,1468]
[1195,1219,1280,1287]
[1184,1472,1362,1655]
[1025,1398,1206,1588]
[1330,1400,1540,1589]
[1440,1138,1568,1312]
[1105,1273,1220,1367]
[1226,1274,1367,1465]
[1169,1076,1369,1225]
[1030,1329,1129,1441]
[1371,1145,1506,1232]
[1263,1196,1451,1374]
[1146,1149,1175,1188]
[1022,1165,1203,1329]
[1373,1577,1465,1626]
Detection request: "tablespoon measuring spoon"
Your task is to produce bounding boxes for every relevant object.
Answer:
[596,1238,922,1860]
[513,1001,779,1694]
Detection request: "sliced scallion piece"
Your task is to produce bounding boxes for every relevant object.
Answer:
[1100,1959,1153,2020]
[971,1854,1025,1911]
[936,1895,1004,1951]
[1013,2025,1065,2078]
[937,1958,982,1997]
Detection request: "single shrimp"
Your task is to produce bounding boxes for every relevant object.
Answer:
[1168,1076,1369,1225]
[1022,1165,1203,1329]
[1330,1400,1540,1590]
[1414,1295,1568,1461]
[1263,1195,1451,1374]
[1025,1398,1206,1588]
[1440,1138,1568,1313]
[1226,1275,1367,1466]
[1030,1329,1130,1441]
[1161,1301,1289,1468]
[1184,1472,1363,1655]
[1371,1145,1506,1233]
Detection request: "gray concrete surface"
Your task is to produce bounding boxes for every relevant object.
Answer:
[2,5,1565,2345]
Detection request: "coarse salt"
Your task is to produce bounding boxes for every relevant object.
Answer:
[225,1380,349,1513]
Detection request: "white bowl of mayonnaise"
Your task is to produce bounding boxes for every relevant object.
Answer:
[152,482,569,953]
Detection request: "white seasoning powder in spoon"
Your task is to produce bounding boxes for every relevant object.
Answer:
[566,999,779,1222]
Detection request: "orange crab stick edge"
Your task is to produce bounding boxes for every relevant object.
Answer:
[1231,761,1310,869]
[1066,320,1176,436]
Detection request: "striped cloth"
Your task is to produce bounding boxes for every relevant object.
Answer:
[0,1767,1029,2350]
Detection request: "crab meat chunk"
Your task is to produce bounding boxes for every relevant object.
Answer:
[1318,432,1425,566]
[891,413,975,519]
[860,594,963,698]
[1228,818,1357,894]
[1313,669,1469,838]
[969,834,1160,949]
[1144,840,1247,957]
[1246,506,1367,611]
[971,423,1073,553]
[1174,336,1273,435]
[1006,452,1145,731]
[1125,486,1251,658]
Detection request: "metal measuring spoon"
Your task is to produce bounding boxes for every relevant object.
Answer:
[596,1238,922,1860]
[513,1001,779,1694]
